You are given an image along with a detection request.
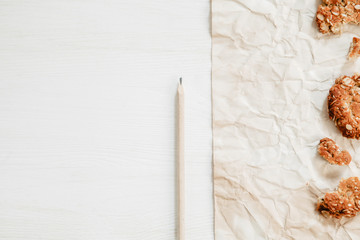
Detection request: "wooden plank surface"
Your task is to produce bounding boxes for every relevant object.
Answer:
[0,1,213,239]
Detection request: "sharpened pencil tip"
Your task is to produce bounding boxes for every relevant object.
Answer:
[180,77,182,85]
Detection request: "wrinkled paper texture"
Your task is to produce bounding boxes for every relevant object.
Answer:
[212,0,360,239]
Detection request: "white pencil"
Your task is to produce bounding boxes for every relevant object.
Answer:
[177,77,185,240]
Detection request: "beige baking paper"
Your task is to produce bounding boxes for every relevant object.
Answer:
[212,0,360,239]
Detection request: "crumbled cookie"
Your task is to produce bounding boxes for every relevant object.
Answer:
[317,177,360,218]
[316,0,360,34]
[318,138,351,165]
[348,37,360,59]
[328,74,360,139]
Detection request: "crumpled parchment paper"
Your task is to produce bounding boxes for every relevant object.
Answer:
[212,0,360,239]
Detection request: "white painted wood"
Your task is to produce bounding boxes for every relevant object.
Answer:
[0,1,213,239]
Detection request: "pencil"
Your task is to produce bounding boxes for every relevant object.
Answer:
[177,77,184,240]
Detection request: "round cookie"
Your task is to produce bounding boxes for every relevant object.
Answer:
[328,74,360,139]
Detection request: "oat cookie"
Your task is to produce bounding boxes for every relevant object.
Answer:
[328,74,360,139]
[348,37,360,59]
[317,177,360,218]
[316,0,360,34]
[318,137,351,165]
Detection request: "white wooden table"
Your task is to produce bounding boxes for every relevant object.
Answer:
[0,1,213,239]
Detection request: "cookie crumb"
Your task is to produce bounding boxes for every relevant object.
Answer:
[318,138,351,165]
[348,37,360,60]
